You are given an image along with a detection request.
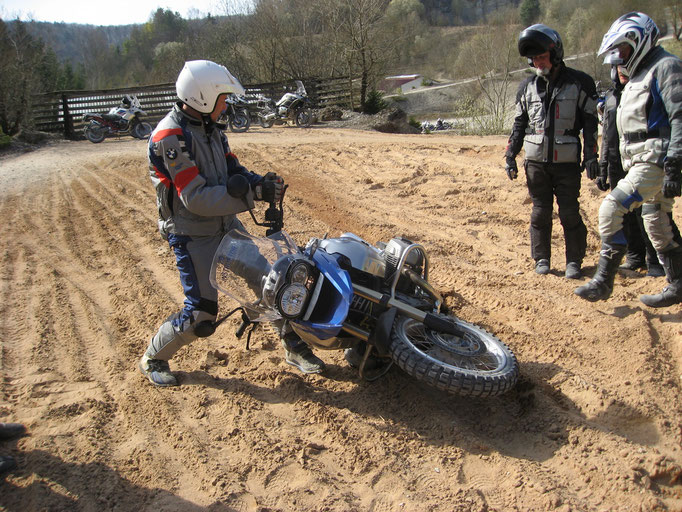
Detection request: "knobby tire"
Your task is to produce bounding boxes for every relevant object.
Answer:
[389,314,518,398]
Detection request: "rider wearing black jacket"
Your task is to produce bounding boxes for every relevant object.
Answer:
[504,24,600,280]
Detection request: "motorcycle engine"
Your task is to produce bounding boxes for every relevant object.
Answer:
[383,237,424,292]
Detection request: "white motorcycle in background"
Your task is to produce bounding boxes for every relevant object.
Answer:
[82,95,153,143]
[257,80,314,128]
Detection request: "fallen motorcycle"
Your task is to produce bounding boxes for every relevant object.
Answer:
[82,95,152,143]
[208,176,519,398]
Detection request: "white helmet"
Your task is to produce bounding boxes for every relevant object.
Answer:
[597,12,659,77]
[176,60,245,114]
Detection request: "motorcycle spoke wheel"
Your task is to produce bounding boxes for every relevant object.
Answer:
[133,122,152,139]
[229,112,250,133]
[84,123,106,143]
[295,108,312,127]
[390,315,518,397]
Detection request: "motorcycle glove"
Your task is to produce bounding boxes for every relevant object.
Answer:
[595,161,610,192]
[583,156,599,180]
[254,172,284,203]
[663,157,682,198]
[505,156,518,180]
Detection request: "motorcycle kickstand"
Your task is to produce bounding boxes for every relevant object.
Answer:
[358,344,393,382]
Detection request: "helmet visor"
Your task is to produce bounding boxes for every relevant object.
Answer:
[602,49,623,66]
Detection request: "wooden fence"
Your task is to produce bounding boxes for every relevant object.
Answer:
[31,76,360,139]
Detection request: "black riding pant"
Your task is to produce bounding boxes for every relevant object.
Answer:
[525,161,587,264]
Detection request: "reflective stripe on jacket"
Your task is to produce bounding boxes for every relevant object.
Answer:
[506,64,599,165]
[148,103,259,238]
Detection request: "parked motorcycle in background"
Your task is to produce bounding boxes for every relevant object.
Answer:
[420,118,454,133]
[223,94,251,133]
[82,95,152,143]
[257,80,314,128]
[208,176,519,398]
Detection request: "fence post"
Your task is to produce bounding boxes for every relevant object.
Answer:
[62,94,76,140]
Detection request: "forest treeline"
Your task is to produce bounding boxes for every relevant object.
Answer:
[0,0,680,136]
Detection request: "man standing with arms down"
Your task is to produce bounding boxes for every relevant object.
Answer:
[505,24,600,279]
[575,13,682,307]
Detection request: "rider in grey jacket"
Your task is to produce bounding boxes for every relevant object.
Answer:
[139,60,326,387]
[505,24,600,279]
[575,12,682,307]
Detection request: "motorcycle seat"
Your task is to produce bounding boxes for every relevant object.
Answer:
[103,113,121,121]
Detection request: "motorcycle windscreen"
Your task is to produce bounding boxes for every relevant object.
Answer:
[210,229,301,322]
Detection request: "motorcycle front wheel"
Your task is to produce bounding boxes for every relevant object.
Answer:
[294,107,313,127]
[229,111,250,133]
[132,122,153,139]
[389,314,519,398]
[84,122,106,143]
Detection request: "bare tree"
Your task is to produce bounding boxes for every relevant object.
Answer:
[319,0,392,110]
[454,17,518,134]
[0,19,45,134]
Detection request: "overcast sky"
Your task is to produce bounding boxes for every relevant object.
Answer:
[0,0,250,26]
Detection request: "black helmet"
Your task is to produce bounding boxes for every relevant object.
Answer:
[121,96,131,107]
[518,24,564,67]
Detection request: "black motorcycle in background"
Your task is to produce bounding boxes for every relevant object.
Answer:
[223,95,251,133]
[82,95,152,143]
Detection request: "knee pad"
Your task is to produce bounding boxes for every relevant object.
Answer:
[147,308,218,360]
[598,195,627,242]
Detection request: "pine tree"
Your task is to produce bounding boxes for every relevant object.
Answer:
[519,0,540,26]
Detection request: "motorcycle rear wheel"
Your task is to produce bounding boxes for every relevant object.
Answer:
[389,314,518,397]
[84,123,106,143]
[295,107,313,127]
[229,111,250,133]
[132,122,153,139]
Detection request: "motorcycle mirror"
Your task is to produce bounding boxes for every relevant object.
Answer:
[227,174,250,198]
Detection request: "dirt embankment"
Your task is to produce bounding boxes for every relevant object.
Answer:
[0,127,680,511]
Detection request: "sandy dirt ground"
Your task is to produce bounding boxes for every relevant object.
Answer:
[0,126,680,511]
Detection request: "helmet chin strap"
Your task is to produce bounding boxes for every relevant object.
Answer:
[201,113,216,134]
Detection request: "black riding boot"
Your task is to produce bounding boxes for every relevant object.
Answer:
[574,244,626,302]
[640,247,682,308]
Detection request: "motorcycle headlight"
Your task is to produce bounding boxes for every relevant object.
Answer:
[277,283,309,319]
[289,261,310,285]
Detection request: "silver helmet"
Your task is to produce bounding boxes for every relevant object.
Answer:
[597,12,659,77]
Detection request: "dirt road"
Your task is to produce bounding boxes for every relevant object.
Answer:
[0,127,680,511]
